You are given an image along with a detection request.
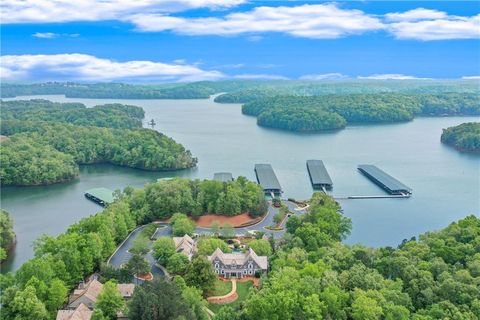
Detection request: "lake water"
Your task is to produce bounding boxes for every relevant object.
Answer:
[1,95,479,272]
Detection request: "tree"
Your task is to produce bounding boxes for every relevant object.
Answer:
[248,239,273,256]
[286,215,301,234]
[184,257,217,295]
[213,306,240,320]
[171,213,195,236]
[125,254,151,277]
[167,253,190,275]
[210,221,221,236]
[127,278,193,320]
[152,237,176,265]
[8,285,49,320]
[46,278,68,315]
[129,237,149,255]
[181,286,209,320]
[0,210,15,261]
[197,238,231,256]
[91,309,108,320]
[351,291,383,320]
[96,280,125,320]
[220,223,235,239]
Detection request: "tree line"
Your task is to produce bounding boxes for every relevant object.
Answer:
[1,99,145,129]
[241,93,480,132]
[127,176,267,220]
[441,122,480,152]
[0,210,16,262]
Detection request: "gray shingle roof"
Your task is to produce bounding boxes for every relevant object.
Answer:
[358,165,411,193]
[307,160,333,186]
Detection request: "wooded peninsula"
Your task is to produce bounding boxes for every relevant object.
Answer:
[0,100,197,186]
[441,122,480,152]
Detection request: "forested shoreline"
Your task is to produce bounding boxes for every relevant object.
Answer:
[0,100,197,186]
[441,122,480,152]
[1,189,478,319]
[2,80,478,100]
[242,93,480,132]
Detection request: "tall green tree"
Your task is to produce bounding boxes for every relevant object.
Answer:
[96,281,125,320]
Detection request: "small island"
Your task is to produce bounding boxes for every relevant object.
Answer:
[441,122,480,153]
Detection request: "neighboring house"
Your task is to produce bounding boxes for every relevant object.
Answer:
[173,234,197,260]
[208,248,268,278]
[56,303,92,320]
[58,277,136,319]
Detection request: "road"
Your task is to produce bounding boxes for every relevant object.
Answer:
[108,200,307,271]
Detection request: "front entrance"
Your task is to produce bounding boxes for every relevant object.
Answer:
[226,272,242,278]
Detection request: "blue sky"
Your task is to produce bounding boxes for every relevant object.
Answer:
[1,1,479,82]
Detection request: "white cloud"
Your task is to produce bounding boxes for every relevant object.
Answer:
[128,4,384,38]
[233,74,289,80]
[385,8,448,22]
[33,32,58,38]
[1,0,246,24]
[0,54,224,82]
[462,75,480,80]
[300,73,349,80]
[386,9,480,40]
[357,74,431,80]
[32,32,80,38]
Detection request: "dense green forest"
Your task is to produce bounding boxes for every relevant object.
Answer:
[2,80,478,100]
[1,188,478,320]
[0,99,196,186]
[441,122,480,152]
[235,193,480,319]
[1,99,144,129]
[130,176,267,219]
[242,93,480,132]
[0,121,197,186]
[0,210,16,262]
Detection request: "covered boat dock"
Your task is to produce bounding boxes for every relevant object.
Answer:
[358,165,412,195]
[306,160,333,190]
[254,164,282,194]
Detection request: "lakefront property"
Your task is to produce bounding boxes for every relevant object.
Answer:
[208,248,268,278]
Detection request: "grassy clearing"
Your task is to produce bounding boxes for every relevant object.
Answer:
[210,279,232,297]
[208,280,254,314]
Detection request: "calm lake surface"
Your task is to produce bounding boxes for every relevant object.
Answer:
[1,95,479,272]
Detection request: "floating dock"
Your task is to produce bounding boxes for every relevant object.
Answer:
[254,164,282,194]
[306,160,333,190]
[358,165,412,195]
[85,187,115,206]
[213,172,234,182]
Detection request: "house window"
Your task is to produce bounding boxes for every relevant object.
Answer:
[221,270,225,274]
[243,270,247,275]
[248,263,253,269]
[215,263,219,269]
[249,270,253,275]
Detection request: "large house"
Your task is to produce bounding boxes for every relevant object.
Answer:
[173,234,197,260]
[208,248,268,278]
[56,277,135,320]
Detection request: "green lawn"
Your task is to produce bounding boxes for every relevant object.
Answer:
[208,280,254,314]
[210,278,233,297]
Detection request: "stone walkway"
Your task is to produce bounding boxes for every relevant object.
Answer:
[207,279,238,304]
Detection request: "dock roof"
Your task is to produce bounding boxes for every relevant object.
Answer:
[306,160,333,186]
[84,187,115,204]
[358,165,411,192]
[254,164,281,191]
[213,172,233,182]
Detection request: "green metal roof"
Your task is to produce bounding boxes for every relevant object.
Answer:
[85,187,115,204]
